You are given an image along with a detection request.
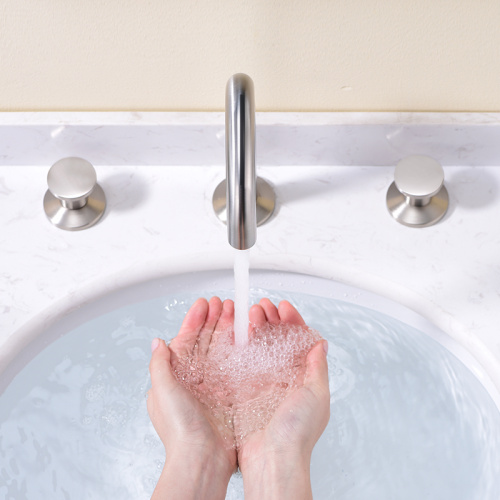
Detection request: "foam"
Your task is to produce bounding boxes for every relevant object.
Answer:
[173,322,322,448]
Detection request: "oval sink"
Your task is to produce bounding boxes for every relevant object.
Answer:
[1,269,499,499]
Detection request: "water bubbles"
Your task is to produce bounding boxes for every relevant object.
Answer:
[164,298,183,312]
[85,382,105,402]
[173,322,322,448]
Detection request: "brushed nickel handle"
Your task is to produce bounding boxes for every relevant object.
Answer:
[43,157,106,230]
[386,155,449,227]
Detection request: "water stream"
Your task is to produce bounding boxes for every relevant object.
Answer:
[233,249,250,346]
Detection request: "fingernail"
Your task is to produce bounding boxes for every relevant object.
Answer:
[322,340,329,354]
[151,338,160,352]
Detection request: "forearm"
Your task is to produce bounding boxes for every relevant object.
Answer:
[241,451,313,500]
[152,450,232,500]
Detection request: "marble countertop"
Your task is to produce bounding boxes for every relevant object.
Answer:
[1,112,499,392]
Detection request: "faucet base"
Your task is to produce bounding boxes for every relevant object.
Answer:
[44,184,106,231]
[386,181,449,228]
[212,177,276,227]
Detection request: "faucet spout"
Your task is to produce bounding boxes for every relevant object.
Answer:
[226,73,257,250]
[212,74,275,244]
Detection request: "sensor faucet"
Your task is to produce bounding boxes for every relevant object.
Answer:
[225,73,257,250]
[212,74,276,245]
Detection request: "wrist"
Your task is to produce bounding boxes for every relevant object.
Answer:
[174,442,233,473]
[153,446,232,500]
[241,449,312,500]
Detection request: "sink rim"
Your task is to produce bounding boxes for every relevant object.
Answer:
[2,252,500,411]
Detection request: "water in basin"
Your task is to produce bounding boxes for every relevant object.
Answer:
[1,271,499,499]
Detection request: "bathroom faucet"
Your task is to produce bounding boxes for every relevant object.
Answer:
[214,73,276,249]
[226,73,257,250]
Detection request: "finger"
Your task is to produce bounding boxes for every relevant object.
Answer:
[259,298,280,325]
[197,297,223,355]
[248,304,267,339]
[149,338,176,390]
[278,300,306,326]
[210,299,235,348]
[304,340,330,396]
[215,299,234,331]
[169,298,208,359]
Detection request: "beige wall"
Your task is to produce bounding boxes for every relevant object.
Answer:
[1,0,499,112]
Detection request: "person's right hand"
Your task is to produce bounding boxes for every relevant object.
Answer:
[147,297,237,499]
[237,298,331,500]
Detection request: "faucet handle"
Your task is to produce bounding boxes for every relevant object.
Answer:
[386,155,449,227]
[43,157,106,230]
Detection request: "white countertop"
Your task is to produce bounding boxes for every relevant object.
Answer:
[1,112,499,392]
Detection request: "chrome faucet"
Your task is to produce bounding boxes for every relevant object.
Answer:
[226,73,257,250]
[213,73,276,249]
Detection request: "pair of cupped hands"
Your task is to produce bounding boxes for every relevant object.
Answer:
[147,297,330,500]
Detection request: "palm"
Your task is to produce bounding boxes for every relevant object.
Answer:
[168,355,237,469]
[237,299,312,465]
[168,297,238,470]
[237,375,324,466]
[238,299,329,468]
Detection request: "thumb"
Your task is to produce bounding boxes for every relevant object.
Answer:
[149,338,176,389]
[303,340,330,395]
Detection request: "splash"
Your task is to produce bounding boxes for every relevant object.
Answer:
[173,322,322,447]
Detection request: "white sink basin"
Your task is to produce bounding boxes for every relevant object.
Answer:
[1,269,499,499]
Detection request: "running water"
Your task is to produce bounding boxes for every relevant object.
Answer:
[233,249,250,346]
